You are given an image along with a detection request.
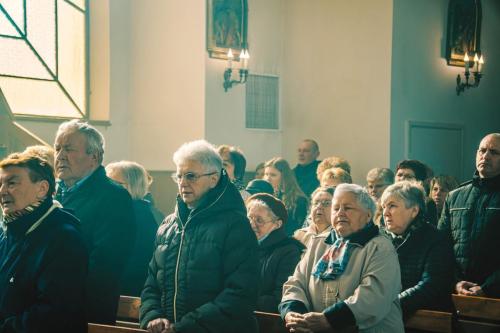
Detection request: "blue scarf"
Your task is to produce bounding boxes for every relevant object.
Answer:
[312,238,355,280]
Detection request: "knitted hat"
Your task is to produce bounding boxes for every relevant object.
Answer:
[245,179,274,195]
[247,193,288,225]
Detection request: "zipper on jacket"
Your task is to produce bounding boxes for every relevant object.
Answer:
[171,181,229,323]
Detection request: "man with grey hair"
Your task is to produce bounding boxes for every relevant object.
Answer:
[294,139,321,198]
[54,119,136,324]
[439,133,500,298]
[140,140,259,333]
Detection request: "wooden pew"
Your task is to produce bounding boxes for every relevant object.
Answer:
[452,294,500,332]
[88,323,146,333]
[405,310,453,333]
[255,311,288,333]
[116,296,141,328]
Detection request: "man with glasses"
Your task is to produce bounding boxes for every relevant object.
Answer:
[439,133,500,298]
[140,140,259,333]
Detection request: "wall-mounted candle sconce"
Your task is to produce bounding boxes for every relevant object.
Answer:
[456,52,484,96]
[223,48,250,92]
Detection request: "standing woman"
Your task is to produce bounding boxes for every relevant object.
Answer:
[106,161,158,297]
[264,157,308,236]
[246,194,304,312]
[294,187,334,248]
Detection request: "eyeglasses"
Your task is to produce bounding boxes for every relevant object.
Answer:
[171,172,216,184]
[247,215,275,226]
[311,200,332,208]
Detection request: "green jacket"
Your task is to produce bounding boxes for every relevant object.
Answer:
[140,172,259,333]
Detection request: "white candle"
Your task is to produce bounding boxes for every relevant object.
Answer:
[478,55,484,72]
[227,49,234,69]
[474,53,479,72]
[239,49,249,70]
[464,53,470,73]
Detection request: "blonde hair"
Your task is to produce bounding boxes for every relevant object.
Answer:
[105,161,149,200]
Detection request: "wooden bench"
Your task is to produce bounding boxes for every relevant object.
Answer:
[88,323,146,333]
[405,310,453,333]
[116,295,141,328]
[452,294,500,332]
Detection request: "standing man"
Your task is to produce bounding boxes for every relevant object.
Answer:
[54,120,136,324]
[439,133,500,297]
[293,139,321,198]
[140,140,259,333]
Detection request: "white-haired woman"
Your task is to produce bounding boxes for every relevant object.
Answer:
[140,140,259,333]
[105,161,158,297]
[294,187,334,248]
[280,184,404,333]
[381,181,454,319]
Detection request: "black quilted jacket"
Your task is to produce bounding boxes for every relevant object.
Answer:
[438,172,500,297]
[140,172,260,333]
[384,220,454,319]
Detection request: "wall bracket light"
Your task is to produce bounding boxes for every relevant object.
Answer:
[456,52,484,96]
[223,49,250,92]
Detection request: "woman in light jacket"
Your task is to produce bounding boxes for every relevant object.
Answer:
[280,184,404,333]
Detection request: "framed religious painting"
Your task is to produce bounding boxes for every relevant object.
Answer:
[446,0,482,67]
[206,0,248,59]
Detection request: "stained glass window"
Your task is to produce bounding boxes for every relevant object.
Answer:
[0,0,87,118]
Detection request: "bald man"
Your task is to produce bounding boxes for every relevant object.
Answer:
[439,133,500,298]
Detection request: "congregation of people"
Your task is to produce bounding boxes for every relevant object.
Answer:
[0,119,499,333]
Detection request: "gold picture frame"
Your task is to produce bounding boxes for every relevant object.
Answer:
[206,0,248,60]
[446,0,482,67]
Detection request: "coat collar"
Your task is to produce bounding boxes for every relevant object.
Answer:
[325,221,379,247]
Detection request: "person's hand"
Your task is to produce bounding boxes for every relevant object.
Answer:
[303,312,330,331]
[284,312,312,333]
[147,318,171,333]
[456,281,484,296]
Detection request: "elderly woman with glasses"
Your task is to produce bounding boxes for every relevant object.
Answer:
[280,184,404,333]
[246,193,304,313]
[381,181,454,319]
[294,187,334,248]
[140,140,259,333]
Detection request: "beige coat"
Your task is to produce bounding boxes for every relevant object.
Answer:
[294,225,332,249]
[282,232,404,333]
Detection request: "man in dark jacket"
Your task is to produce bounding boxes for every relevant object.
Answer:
[54,120,136,324]
[293,139,321,198]
[140,140,259,333]
[439,133,500,297]
[0,153,88,332]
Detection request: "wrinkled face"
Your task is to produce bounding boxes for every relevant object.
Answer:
[220,152,235,181]
[331,191,371,238]
[476,135,500,179]
[0,166,49,215]
[264,166,281,192]
[297,141,319,166]
[395,168,416,182]
[310,191,333,229]
[431,183,448,211]
[54,131,98,187]
[366,178,390,200]
[247,203,280,240]
[175,160,218,208]
[382,195,419,235]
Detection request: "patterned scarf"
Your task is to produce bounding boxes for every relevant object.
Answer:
[312,238,355,280]
[2,199,43,225]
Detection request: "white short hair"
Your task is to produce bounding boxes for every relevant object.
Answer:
[56,119,105,164]
[334,183,376,216]
[173,140,222,173]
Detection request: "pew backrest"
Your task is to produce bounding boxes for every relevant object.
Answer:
[452,294,500,322]
[405,310,453,333]
[88,323,146,333]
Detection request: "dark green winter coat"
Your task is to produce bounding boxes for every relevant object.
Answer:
[140,172,260,333]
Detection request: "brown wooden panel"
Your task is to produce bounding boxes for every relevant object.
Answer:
[456,319,500,333]
[117,296,141,322]
[405,310,453,333]
[88,323,146,333]
[255,311,288,333]
[452,294,500,322]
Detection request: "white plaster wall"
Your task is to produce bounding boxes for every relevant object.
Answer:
[128,0,206,170]
[281,0,393,184]
[205,0,285,169]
